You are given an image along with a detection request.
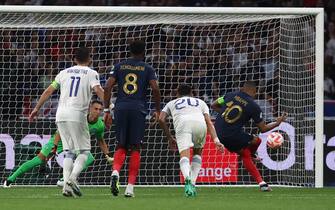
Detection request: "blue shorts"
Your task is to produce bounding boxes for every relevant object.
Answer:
[114,109,146,148]
[217,130,253,152]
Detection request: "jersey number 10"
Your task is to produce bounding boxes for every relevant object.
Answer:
[69,76,81,97]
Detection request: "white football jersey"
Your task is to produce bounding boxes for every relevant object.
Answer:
[54,65,101,122]
[162,96,209,132]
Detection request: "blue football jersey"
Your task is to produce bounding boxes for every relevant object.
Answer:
[109,58,157,113]
[215,91,263,136]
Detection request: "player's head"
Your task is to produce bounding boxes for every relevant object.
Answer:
[241,81,257,98]
[177,84,193,97]
[74,47,91,65]
[129,40,145,58]
[89,100,103,120]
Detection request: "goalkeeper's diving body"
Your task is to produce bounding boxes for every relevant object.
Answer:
[3,100,113,188]
[211,81,287,191]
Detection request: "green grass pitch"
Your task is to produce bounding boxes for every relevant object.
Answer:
[1,187,334,210]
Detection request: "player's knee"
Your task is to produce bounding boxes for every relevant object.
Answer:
[64,150,75,159]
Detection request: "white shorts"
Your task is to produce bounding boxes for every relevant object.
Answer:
[175,120,207,153]
[56,121,90,151]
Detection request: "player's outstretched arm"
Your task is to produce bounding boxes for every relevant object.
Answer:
[97,138,113,164]
[158,111,176,150]
[257,112,288,133]
[211,96,225,113]
[103,77,116,129]
[204,113,225,153]
[149,80,161,122]
[29,85,56,121]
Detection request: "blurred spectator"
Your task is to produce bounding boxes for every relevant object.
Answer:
[325,73,335,100]
[326,21,335,64]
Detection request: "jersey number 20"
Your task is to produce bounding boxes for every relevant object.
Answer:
[69,76,81,97]
[175,98,199,110]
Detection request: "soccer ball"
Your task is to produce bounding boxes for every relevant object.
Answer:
[266,132,284,149]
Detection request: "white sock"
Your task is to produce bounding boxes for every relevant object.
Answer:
[112,170,119,177]
[179,157,190,180]
[125,184,134,194]
[69,153,88,182]
[191,155,202,185]
[63,157,73,189]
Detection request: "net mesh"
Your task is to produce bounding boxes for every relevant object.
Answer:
[0,11,316,186]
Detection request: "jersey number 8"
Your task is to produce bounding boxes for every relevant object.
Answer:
[123,73,138,95]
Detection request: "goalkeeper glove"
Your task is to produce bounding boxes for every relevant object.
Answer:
[105,153,114,164]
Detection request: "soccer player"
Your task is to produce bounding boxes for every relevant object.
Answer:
[29,47,104,197]
[211,81,287,191]
[3,100,113,188]
[158,84,225,197]
[104,40,161,197]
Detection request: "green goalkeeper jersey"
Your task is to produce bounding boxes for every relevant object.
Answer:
[40,117,105,157]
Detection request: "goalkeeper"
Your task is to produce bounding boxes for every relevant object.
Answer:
[3,100,113,187]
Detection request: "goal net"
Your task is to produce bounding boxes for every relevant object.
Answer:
[0,7,322,187]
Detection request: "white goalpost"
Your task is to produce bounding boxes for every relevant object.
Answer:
[0,6,323,188]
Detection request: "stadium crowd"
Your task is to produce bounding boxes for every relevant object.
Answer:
[0,0,333,119]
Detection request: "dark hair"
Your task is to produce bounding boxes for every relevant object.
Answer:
[91,100,103,106]
[74,47,90,63]
[129,40,145,55]
[177,84,192,96]
[243,81,257,89]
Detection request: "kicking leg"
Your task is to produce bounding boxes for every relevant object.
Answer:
[248,136,262,161]
[238,148,271,192]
